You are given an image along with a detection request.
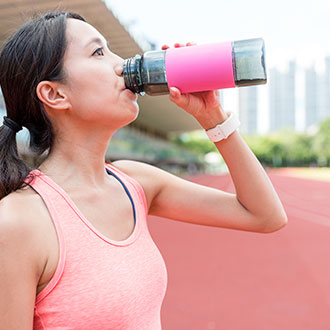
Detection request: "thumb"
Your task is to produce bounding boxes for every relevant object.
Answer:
[169,87,181,98]
[169,87,190,109]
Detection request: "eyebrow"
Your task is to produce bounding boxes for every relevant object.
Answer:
[84,37,110,49]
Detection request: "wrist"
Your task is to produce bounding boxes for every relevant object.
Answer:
[197,106,229,130]
[205,112,240,142]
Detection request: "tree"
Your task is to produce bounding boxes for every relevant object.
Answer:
[312,118,330,166]
[244,134,287,167]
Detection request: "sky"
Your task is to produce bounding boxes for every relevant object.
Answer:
[105,0,330,70]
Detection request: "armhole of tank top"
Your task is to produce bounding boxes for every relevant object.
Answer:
[34,306,46,329]
[28,182,66,305]
[105,163,149,217]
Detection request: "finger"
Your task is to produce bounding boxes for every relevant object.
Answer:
[186,41,196,46]
[169,87,191,110]
[161,44,170,50]
[169,87,181,98]
[174,43,185,48]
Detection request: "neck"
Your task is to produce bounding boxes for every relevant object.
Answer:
[39,124,115,189]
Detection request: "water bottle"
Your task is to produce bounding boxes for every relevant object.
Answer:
[123,38,267,96]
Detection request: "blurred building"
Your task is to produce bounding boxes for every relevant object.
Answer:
[305,57,330,130]
[0,0,204,173]
[269,61,296,132]
[238,86,258,135]
[323,56,330,119]
[305,66,319,129]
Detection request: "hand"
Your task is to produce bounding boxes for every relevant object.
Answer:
[161,42,228,130]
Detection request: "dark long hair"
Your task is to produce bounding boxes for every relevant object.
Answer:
[0,11,85,199]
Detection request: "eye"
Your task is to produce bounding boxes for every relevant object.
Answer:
[93,47,104,56]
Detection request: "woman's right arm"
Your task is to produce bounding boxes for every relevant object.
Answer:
[0,196,42,330]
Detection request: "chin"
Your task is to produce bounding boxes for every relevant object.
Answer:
[118,103,139,128]
[129,101,140,119]
[127,109,139,125]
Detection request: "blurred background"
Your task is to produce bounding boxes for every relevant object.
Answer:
[1,0,330,176]
[1,1,330,329]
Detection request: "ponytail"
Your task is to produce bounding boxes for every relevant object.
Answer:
[0,124,32,199]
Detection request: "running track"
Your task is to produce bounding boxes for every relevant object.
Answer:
[147,171,330,330]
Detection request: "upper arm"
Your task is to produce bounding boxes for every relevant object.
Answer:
[111,160,260,232]
[146,166,258,231]
[0,198,41,330]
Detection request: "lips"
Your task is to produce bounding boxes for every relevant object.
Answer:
[123,88,138,100]
[123,88,134,94]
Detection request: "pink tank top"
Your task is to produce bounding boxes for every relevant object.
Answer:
[28,163,168,330]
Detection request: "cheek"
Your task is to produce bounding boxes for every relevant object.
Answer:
[68,75,120,112]
[65,61,117,97]
[64,65,133,123]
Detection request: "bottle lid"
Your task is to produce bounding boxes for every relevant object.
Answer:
[232,38,267,87]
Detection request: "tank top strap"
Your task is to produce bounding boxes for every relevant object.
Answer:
[105,162,148,217]
[25,169,73,223]
[25,169,69,229]
[25,170,67,304]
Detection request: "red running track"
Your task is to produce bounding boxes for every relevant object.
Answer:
[147,171,330,330]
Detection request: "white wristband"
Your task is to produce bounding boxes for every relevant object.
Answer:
[205,112,240,142]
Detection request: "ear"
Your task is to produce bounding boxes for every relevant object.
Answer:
[36,81,71,112]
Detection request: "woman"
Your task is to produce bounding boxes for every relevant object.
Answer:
[0,11,287,330]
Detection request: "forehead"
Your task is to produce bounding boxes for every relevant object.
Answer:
[65,19,106,48]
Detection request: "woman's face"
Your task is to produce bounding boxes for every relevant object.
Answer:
[61,18,139,130]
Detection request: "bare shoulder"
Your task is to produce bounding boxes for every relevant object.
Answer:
[111,160,177,210]
[0,187,49,277]
[0,187,50,327]
[1,186,42,224]
[0,187,38,235]
[111,159,160,175]
[111,159,176,186]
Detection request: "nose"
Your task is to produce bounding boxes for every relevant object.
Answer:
[114,63,123,77]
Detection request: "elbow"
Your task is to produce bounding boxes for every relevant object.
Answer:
[257,210,288,234]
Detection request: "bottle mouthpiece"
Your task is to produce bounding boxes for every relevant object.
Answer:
[123,54,143,94]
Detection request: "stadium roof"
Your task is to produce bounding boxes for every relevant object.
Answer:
[0,0,200,135]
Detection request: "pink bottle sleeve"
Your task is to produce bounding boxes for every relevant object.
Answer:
[165,42,236,93]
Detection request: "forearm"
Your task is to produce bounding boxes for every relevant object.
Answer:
[214,130,286,222]
[196,107,287,230]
